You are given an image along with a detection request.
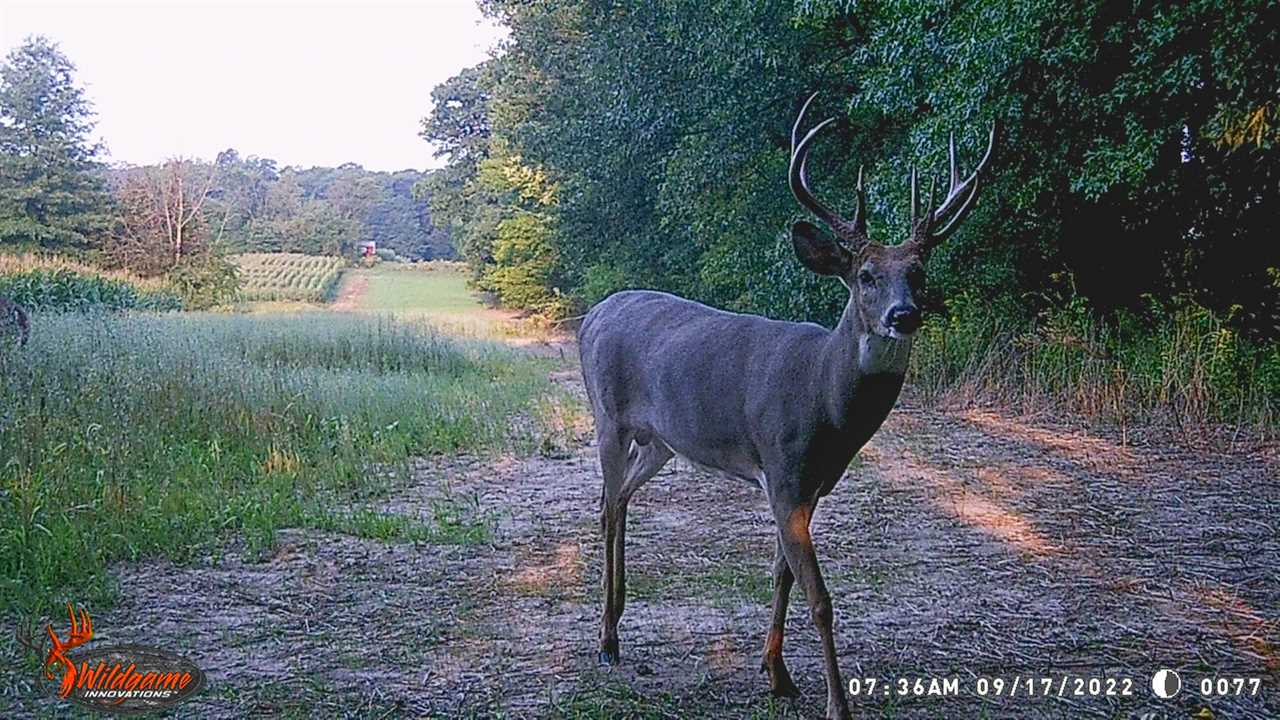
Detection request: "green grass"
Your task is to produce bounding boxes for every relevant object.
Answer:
[340,264,546,339]
[0,311,575,617]
[356,264,482,314]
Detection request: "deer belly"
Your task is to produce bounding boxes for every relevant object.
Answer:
[670,448,765,490]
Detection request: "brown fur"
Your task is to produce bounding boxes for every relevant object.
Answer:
[0,296,30,347]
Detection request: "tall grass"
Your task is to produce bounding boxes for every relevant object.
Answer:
[0,253,182,311]
[0,312,575,617]
[910,294,1280,437]
[0,253,172,292]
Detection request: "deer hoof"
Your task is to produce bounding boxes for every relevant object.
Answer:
[763,661,801,698]
[598,638,620,666]
[825,698,852,720]
[757,653,798,691]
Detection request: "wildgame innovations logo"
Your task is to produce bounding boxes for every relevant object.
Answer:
[22,604,206,714]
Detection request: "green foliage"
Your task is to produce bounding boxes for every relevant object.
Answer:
[203,151,451,261]
[417,63,503,276]
[0,311,570,616]
[168,252,241,309]
[425,0,1278,332]
[0,36,112,252]
[0,267,182,312]
[486,211,561,312]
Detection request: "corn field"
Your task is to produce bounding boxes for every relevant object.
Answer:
[233,253,347,302]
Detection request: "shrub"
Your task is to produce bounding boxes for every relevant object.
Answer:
[169,253,241,309]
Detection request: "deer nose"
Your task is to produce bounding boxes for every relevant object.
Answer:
[886,305,922,334]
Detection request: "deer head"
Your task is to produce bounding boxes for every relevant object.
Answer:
[44,604,93,698]
[788,92,998,340]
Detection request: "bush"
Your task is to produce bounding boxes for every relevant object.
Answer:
[169,253,241,309]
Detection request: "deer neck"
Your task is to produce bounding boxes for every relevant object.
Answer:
[818,301,913,427]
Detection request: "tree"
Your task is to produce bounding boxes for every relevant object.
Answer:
[0,36,111,252]
[428,0,1279,336]
[109,159,223,276]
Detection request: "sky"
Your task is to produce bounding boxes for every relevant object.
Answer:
[0,0,506,171]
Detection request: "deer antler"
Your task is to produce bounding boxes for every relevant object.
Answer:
[789,92,868,247]
[910,122,999,250]
[15,621,48,661]
[44,604,93,688]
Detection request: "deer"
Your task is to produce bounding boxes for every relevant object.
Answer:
[0,295,29,347]
[577,92,997,719]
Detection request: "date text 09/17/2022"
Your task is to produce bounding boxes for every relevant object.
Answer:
[847,674,1264,700]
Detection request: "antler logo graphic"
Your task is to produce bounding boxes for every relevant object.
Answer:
[44,604,93,698]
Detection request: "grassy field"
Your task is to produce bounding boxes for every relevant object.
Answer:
[355,263,478,313]
[335,262,541,338]
[233,252,346,302]
[0,309,575,618]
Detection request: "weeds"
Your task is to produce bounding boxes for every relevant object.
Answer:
[0,311,573,617]
[910,293,1280,437]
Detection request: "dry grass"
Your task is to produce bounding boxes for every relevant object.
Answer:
[0,252,171,291]
[909,299,1280,444]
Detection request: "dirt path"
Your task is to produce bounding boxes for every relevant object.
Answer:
[330,272,370,312]
[12,355,1278,719]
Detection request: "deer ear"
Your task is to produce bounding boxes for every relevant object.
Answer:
[791,220,852,277]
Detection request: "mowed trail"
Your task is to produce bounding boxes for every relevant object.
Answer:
[16,271,1277,719]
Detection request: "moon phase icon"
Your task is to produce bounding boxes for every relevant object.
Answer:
[1152,669,1182,699]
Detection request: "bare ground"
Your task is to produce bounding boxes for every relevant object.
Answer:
[6,359,1278,719]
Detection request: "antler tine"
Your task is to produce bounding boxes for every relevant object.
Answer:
[791,91,819,153]
[949,132,958,189]
[932,175,981,238]
[79,607,93,640]
[788,92,867,245]
[15,622,47,658]
[915,121,999,246]
[932,122,998,228]
[852,165,866,234]
[909,166,918,228]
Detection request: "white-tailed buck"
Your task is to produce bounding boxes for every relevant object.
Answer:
[578,93,997,719]
[0,296,30,347]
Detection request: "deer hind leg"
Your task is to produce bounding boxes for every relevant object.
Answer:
[762,534,801,698]
[597,428,672,665]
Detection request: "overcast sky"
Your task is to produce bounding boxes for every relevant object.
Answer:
[0,0,505,171]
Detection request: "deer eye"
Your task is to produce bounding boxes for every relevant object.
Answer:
[858,270,876,287]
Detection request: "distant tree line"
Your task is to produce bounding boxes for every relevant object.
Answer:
[0,35,454,299]
[196,152,452,261]
[424,1,1279,339]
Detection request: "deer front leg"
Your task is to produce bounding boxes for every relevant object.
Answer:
[776,502,850,720]
[762,534,800,697]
